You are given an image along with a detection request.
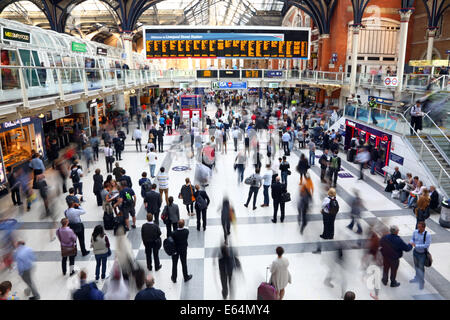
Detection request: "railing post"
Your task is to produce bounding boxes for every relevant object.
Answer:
[438,168,443,184]
[82,69,88,95]
[18,67,29,109]
[384,110,388,129]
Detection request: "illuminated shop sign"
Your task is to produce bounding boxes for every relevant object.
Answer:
[2,27,31,43]
[1,117,31,129]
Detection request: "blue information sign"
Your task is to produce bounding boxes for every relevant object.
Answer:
[180,95,202,108]
[389,152,404,165]
[216,81,247,89]
[266,71,283,78]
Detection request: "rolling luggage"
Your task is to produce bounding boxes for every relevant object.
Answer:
[257,267,277,300]
[103,212,114,230]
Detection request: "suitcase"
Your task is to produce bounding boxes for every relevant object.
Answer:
[103,212,114,230]
[257,267,277,300]
[347,149,355,162]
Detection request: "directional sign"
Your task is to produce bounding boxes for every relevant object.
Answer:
[212,81,247,90]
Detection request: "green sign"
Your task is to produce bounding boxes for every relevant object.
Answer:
[2,27,30,43]
[268,82,279,88]
[72,41,87,53]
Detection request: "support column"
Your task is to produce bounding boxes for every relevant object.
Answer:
[349,25,361,96]
[121,32,134,67]
[115,94,126,111]
[396,9,414,98]
[426,28,437,61]
[319,34,331,71]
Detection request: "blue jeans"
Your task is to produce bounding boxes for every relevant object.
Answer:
[95,253,108,280]
[73,182,83,195]
[149,164,156,177]
[237,164,244,184]
[263,185,270,205]
[370,161,376,174]
[309,151,315,166]
[407,194,417,207]
[281,172,288,186]
[413,250,426,285]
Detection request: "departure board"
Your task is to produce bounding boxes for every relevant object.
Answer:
[144,26,310,59]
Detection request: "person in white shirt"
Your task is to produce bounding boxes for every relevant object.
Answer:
[147,147,158,178]
[410,101,423,135]
[156,167,169,204]
[231,127,241,152]
[281,131,291,156]
[191,114,199,128]
[261,164,273,207]
[133,128,142,152]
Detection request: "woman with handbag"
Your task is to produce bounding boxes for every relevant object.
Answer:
[91,225,110,281]
[179,178,195,216]
[414,189,431,228]
[162,196,180,237]
[56,218,77,276]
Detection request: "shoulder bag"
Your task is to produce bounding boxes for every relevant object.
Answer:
[61,244,77,257]
[423,231,432,267]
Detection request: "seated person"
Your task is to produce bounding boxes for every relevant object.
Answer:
[429,186,440,212]
[405,180,426,208]
[385,167,402,192]
[415,189,431,228]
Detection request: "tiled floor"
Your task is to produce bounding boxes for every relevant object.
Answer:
[1,104,449,300]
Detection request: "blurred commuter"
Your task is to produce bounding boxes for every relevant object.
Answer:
[13,241,40,300]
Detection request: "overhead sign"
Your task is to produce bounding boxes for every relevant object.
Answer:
[72,41,87,53]
[180,95,201,108]
[268,82,279,88]
[2,27,31,43]
[197,70,218,78]
[144,26,310,59]
[1,117,31,129]
[242,70,262,78]
[97,47,107,56]
[409,60,432,67]
[266,70,283,78]
[213,81,247,90]
[384,77,398,87]
[219,70,240,78]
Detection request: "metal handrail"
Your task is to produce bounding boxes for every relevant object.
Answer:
[422,112,450,143]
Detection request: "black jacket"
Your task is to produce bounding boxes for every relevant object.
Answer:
[120,175,132,188]
[319,154,329,169]
[134,287,166,300]
[430,190,440,210]
[93,174,103,193]
[172,228,189,253]
[391,170,401,183]
[144,190,162,214]
[194,190,210,209]
[141,222,162,243]
[380,234,412,260]
[297,159,310,173]
[180,184,194,205]
[157,129,164,140]
[271,182,287,201]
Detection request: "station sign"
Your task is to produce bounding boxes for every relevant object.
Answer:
[72,41,87,53]
[197,70,218,78]
[266,70,283,78]
[219,70,240,78]
[97,47,108,56]
[212,81,247,90]
[268,82,279,88]
[2,27,31,43]
[242,70,262,78]
[384,77,398,87]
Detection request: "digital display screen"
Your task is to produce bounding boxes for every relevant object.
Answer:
[145,27,310,59]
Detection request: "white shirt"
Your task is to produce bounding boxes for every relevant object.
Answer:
[192,115,199,124]
[147,151,157,165]
[133,129,142,139]
[282,132,291,142]
[262,169,273,186]
[104,147,114,157]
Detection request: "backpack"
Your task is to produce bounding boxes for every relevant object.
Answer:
[70,169,80,183]
[163,236,176,256]
[123,190,134,207]
[331,156,339,169]
[244,175,257,186]
[327,197,339,214]
[195,192,208,210]
[141,180,152,194]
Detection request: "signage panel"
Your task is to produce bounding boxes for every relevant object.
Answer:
[266,70,283,78]
[2,27,30,43]
[213,81,247,90]
[97,47,107,56]
[72,41,87,52]
[197,70,218,78]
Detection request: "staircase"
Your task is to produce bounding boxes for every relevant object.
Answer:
[432,136,450,160]
[407,135,450,197]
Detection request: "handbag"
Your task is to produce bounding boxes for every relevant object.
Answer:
[190,185,196,202]
[423,231,432,267]
[281,192,291,203]
[61,245,77,257]
[287,170,292,175]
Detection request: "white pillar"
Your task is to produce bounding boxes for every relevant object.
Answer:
[396,10,413,94]
[349,25,361,96]
[426,28,436,61]
[115,94,125,111]
[121,33,134,67]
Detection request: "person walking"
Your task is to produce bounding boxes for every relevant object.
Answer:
[356,147,370,181]
[179,178,195,216]
[319,149,330,183]
[147,148,158,178]
[157,167,169,205]
[171,219,193,283]
[279,156,290,186]
[271,176,287,223]
[141,213,162,272]
[409,221,431,290]
[29,152,45,188]
[157,127,164,153]
[380,225,413,287]
[65,201,90,256]
[112,134,124,161]
[347,190,363,234]
[217,243,241,299]
[221,198,233,245]
[329,150,341,188]
[133,127,143,152]
[269,247,291,300]
[296,153,310,184]
[194,184,210,231]
[144,184,162,226]
[72,270,104,300]
[244,167,262,211]
[90,225,110,281]
[104,144,115,173]
[307,137,316,167]
[113,162,123,182]
[115,181,137,230]
[135,274,166,300]
[13,241,40,300]
[162,196,180,237]
[299,173,313,234]
[56,218,77,276]
[261,164,273,207]
[93,169,104,207]
[6,167,22,206]
[234,150,246,184]
[410,101,423,134]
[70,163,84,202]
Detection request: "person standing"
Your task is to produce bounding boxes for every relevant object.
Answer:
[157,127,164,153]
[320,188,339,240]
[329,150,341,188]
[133,127,143,152]
[65,201,90,256]
[162,196,180,237]
[410,101,423,135]
[104,144,114,173]
[281,130,291,156]
[279,156,290,186]
[308,139,316,166]
[90,225,110,281]
[29,152,45,188]
[244,167,262,211]
[141,213,162,272]
[93,169,104,206]
[115,181,137,230]
[56,218,78,277]
[271,176,287,223]
[171,219,193,283]
[112,134,123,161]
[194,184,210,231]
[135,274,166,300]
[6,167,21,206]
[261,164,273,207]
[13,241,40,300]
[157,167,169,205]
[179,178,195,216]
[380,225,413,287]
[232,126,240,152]
[147,148,158,178]
[144,184,162,226]
[70,163,84,202]
[91,136,100,162]
[319,149,330,183]
[269,247,291,300]
[234,150,246,184]
[409,221,431,290]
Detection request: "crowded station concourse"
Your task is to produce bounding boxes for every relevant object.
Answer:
[0,0,449,303]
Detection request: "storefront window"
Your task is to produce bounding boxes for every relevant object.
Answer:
[1,49,20,89]
[0,126,32,169]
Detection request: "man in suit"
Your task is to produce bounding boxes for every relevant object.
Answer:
[171,219,192,283]
[134,274,166,300]
[144,184,162,226]
[380,225,413,287]
[141,213,162,272]
[319,149,329,183]
[194,184,210,231]
[271,176,287,223]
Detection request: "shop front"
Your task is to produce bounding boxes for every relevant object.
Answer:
[43,106,74,148]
